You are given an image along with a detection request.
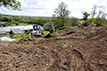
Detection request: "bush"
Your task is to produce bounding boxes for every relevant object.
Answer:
[72,21,82,27]
[52,19,64,29]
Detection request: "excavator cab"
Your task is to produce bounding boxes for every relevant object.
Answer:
[31,24,43,37]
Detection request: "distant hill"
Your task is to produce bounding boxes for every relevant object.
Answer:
[0,14,53,19]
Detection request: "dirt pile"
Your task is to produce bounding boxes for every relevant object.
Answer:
[0,26,107,71]
[60,26,107,39]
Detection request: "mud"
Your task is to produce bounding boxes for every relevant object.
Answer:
[0,26,107,71]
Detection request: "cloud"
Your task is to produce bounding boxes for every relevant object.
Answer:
[0,0,107,18]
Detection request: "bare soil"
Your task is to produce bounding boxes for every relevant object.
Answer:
[0,26,107,71]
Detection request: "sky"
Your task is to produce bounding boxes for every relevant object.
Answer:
[0,0,107,18]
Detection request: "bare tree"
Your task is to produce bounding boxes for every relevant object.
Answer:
[53,1,70,27]
[97,6,105,18]
[91,5,98,18]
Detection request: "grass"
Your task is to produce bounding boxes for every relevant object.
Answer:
[18,23,33,26]
[0,21,33,27]
[0,31,50,42]
[0,33,31,42]
[104,23,107,26]
[10,23,33,26]
[62,43,69,47]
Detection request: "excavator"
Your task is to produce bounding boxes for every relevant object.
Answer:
[31,22,55,37]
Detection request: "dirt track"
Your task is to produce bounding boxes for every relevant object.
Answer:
[0,26,107,71]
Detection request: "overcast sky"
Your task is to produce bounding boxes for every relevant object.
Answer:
[0,0,107,18]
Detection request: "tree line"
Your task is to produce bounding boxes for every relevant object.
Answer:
[0,0,107,28]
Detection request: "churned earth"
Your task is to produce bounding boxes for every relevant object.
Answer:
[0,26,107,71]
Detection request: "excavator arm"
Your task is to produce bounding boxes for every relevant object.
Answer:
[42,22,55,32]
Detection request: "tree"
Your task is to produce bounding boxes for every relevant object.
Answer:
[91,5,98,18]
[0,0,21,10]
[81,12,90,26]
[82,12,90,22]
[97,6,105,18]
[53,2,70,27]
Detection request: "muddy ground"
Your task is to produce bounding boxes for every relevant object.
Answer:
[0,26,107,71]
